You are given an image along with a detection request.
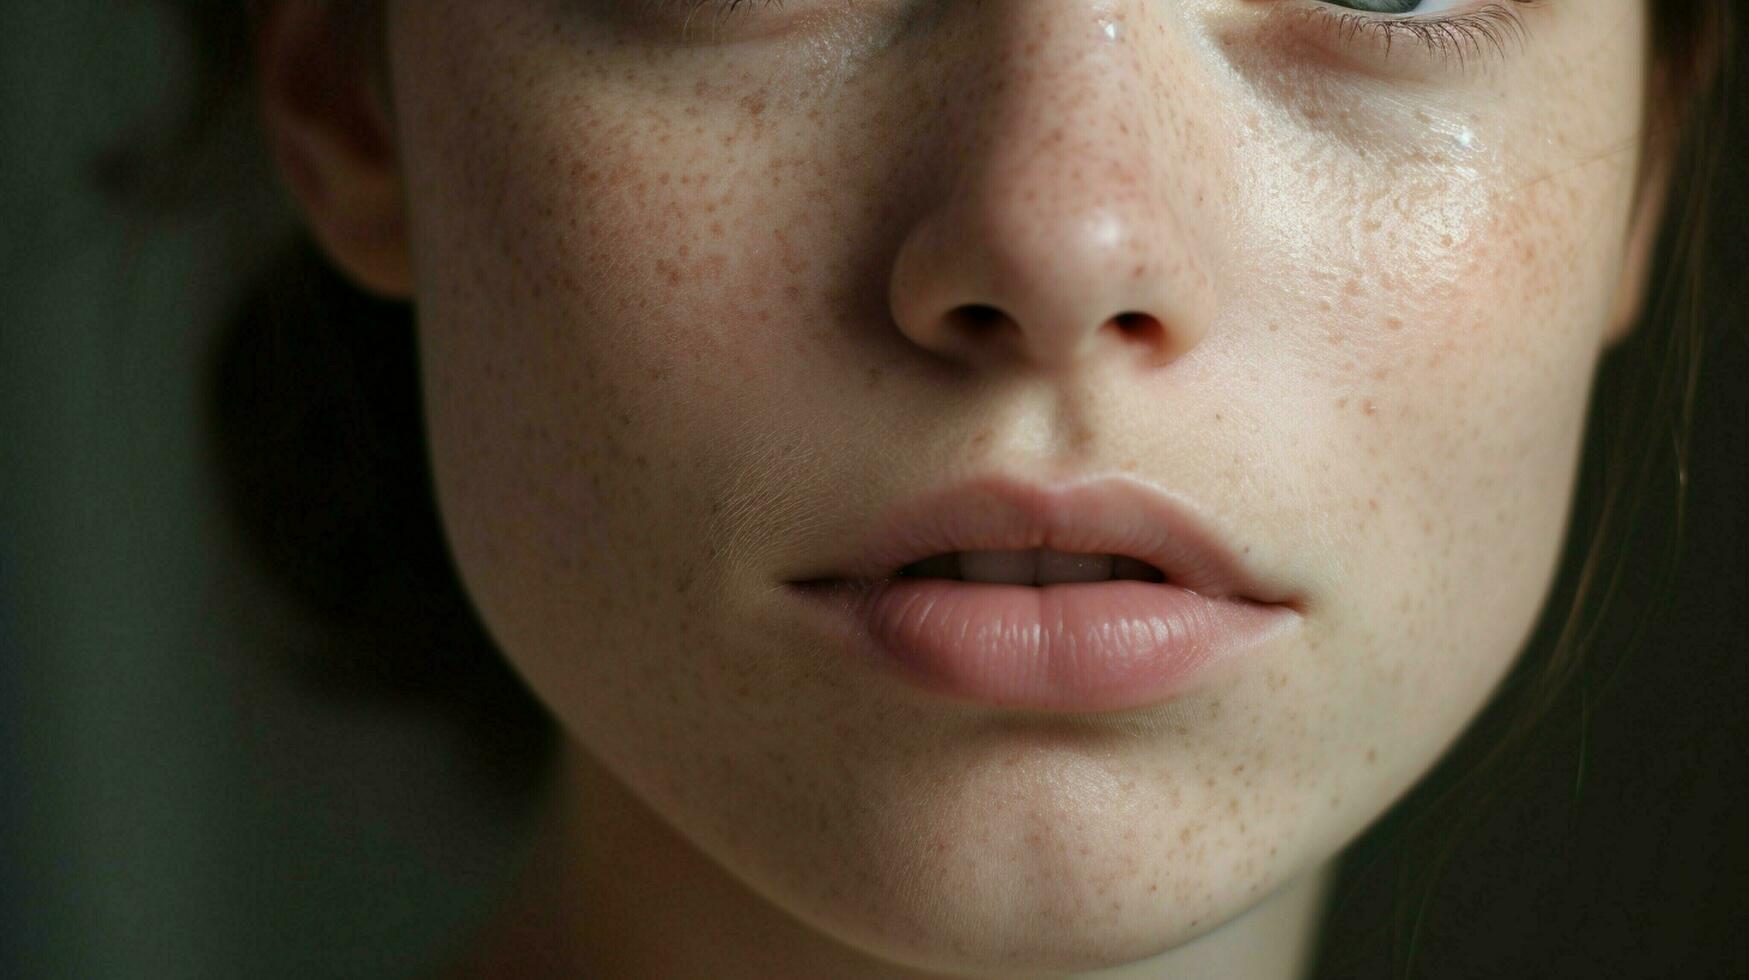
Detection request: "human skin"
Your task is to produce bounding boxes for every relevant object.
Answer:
[261,0,1663,976]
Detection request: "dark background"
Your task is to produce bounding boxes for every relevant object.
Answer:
[2,3,1744,979]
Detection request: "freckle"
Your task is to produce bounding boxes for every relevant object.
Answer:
[1372,367,1388,381]
[710,220,724,236]
[1366,748,1378,764]
[1363,400,1377,416]
[1385,316,1403,331]
[1368,498,1379,512]
[1335,398,1348,409]
[1268,322,1280,333]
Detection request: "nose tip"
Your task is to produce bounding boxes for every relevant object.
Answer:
[882,7,1217,380]
[888,197,1212,376]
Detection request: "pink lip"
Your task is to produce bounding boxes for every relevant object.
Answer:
[786,475,1303,713]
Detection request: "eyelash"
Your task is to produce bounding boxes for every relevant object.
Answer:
[1303,1,1538,67]
[647,0,786,37]
[647,0,1538,67]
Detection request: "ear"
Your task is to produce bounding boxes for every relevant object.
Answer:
[257,0,411,300]
[1602,73,1681,348]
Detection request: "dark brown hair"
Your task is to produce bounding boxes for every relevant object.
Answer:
[117,0,1738,972]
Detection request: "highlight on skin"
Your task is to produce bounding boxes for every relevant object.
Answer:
[235,0,1716,976]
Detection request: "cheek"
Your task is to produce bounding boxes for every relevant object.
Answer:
[1232,129,1635,777]
[395,14,850,718]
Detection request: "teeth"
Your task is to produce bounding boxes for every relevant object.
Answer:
[938,548,1161,585]
[958,549,1038,585]
[1036,549,1112,584]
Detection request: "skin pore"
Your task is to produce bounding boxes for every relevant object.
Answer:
[259,1,1665,977]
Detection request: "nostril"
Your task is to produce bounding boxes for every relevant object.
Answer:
[1112,311,1162,339]
[950,304,1008,334]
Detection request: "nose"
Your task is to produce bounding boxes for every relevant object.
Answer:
[888,3,1219,377]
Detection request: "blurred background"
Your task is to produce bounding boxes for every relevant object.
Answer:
[2,3,1744,979]
[2,4,534,978]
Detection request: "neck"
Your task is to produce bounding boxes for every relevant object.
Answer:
[444,744,1335,980]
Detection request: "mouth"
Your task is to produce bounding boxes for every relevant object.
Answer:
[890,548,1168,585]
[783,474,1302,714]
[786,472,1295,604]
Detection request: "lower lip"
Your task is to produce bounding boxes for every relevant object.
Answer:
[788,578,1298,713]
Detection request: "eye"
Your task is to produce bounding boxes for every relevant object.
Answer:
[621,0,793,42]
[1298,0,1539,67]
[1315,0,1471,12]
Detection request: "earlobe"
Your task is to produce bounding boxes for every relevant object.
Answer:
[257,0,411,300]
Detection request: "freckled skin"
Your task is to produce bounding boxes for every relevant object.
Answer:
[383,1,1650,976]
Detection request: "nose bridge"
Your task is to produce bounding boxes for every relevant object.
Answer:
[889,0,1216,374]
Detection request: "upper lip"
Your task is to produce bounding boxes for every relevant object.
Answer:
[787,473,1299,605]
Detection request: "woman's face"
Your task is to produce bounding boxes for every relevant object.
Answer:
[380,0,1650,972]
